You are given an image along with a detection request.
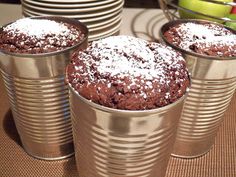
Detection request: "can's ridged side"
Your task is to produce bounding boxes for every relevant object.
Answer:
[72,111,175,177]
[70,88,185,177]
[1,70,74,160]
[172,77,236,158]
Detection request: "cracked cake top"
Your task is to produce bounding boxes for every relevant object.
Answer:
[67,36,190,110]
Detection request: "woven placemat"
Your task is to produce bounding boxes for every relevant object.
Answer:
[0,75,235,177]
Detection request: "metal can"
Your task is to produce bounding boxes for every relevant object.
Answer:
[68,85,188,177]
[160,19,236,158]
[0,16,88,160]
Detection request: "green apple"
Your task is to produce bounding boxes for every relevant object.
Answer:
[178,0,233,23]
[225,14,236,30]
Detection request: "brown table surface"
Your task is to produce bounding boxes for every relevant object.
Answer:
[0,4,236,177]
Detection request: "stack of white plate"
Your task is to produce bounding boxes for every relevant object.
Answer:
[21,0,124,41]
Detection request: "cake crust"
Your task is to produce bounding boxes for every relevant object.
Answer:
[67,36,190,110]
[0,18,85,54]
[163,22,236,57]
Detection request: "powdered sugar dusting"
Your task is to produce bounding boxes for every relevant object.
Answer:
[79,36,184,82]
[176,22,226,39]
[93,36,156,79]
[169,22,236,57]
[0,18,85,54]
[4,18,72,38]
[68,36,190,110]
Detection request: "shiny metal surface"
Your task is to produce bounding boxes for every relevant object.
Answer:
[160,19,236,158]
[69,85,187,177]
[0,16,88,160]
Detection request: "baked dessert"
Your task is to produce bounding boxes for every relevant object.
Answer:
[0,18,86,54]
[163,21,236,57]
[67,36,190,110]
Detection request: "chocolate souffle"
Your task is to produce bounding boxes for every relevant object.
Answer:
[67,36,190,110]
[0,17,86,54]
[163,21,236,57]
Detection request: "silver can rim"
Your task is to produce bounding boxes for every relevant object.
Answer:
[159,19,236,61]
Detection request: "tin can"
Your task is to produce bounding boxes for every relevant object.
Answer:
[68,85,188,177]
[0,16,88,160]
[160,19,236,158]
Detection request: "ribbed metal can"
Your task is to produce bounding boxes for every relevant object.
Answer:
[68,85,187,177]
[0,16,88,160]
[160,19,236,158]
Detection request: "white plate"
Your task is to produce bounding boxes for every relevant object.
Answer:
[22,0,122,13]
[22,3,123,20]
[22,1,124,18]
[89,20,122,40]
[22,9,122,24]
[86,13,121,29]
[89,27,120,41]
[78,11,122,23]
[37,0,100,3]
[23,0,118,8]
[89,16,121,32]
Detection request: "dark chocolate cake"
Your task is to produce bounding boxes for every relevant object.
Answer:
[163,22,236,57]
[67,36,190,110]
[0,18,85,54]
